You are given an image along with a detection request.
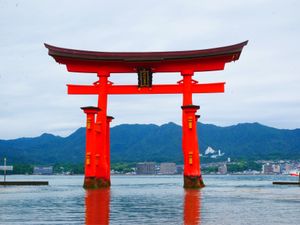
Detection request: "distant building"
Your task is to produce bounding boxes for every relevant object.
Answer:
[136,162,156,175]
[284,164,293,173]
[262,163,273,174]
[272,164,281,174]
[218,164,227,174]
[33,166,53,175]
[159,163,176,174]
[176,165,184,174]
[204,146,224,158]
[205,146,216,155]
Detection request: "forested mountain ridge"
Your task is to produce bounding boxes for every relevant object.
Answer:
[0,122,299,164]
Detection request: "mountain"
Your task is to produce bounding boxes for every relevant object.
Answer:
[197,122,300,160]
[0,122,299,164]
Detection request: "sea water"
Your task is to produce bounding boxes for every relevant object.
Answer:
[0,175,299,224]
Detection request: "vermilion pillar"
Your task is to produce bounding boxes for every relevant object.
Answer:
[181,72,204,188]
[182,105,204,188]
[81,106,100,189]
[106,116,114,184]
[94,73,111,188]
[195,114,201,177]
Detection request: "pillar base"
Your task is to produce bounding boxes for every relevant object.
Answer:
[83,177,111,189]
[184,175,205,189]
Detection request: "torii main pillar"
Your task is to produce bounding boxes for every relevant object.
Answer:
[181,72,204,188]
[45,40,248,189]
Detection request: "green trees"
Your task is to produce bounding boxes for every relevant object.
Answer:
[227,161,261,172]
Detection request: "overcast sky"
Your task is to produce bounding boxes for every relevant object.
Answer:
[0,0,299,139]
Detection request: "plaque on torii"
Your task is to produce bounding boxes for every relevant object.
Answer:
[45,41,248,189]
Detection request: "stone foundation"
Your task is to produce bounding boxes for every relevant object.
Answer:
[83,177,111,189]
[184,175,205,188]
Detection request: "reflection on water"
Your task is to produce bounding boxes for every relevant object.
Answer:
[85,189,111,225]
[184,189,201,225]
[1,175,300,224]
[85,187,202,225]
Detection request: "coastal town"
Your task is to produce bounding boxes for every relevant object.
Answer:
[26,159,300,176]
[3,146,298,176]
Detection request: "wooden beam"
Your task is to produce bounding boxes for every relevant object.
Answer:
[67,82,225,95]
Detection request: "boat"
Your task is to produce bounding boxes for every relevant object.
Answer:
[289,170,300,176]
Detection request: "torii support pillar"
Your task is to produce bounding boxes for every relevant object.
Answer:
[182,105,204,188]
[81,106,100,189]
[104,116,114,186]
[82,112,113,189]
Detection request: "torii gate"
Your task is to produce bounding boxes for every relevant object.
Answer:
[45,41,247,189]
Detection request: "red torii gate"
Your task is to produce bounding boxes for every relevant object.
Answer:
[45,41,247,189]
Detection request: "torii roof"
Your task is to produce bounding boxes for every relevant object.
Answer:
[45,41,248,73]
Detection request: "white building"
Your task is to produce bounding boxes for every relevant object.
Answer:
[205,146,215,155]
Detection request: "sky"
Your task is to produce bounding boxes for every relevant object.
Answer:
[0,0,299,139]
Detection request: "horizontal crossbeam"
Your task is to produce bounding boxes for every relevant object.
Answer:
[67,83,225,95]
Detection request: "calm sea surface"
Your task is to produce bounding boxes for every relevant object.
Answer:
[0,175,299,225]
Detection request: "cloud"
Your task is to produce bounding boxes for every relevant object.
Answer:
[0,0,299,139]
